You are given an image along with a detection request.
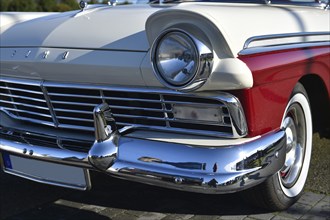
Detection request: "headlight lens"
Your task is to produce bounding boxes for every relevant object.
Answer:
[154,32,199,86]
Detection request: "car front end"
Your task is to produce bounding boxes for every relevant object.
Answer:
[1,0,329,210]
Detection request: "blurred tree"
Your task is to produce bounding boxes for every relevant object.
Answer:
[0,0,11,11]
[0,0,80,12]
[6,0,38,11]
[61,0,79,9]
[36,0,57,12]
[53,3,73,12]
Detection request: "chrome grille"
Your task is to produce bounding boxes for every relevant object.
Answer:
[0,127,93,153]
[0,78,233,137]
[0,81,54,126]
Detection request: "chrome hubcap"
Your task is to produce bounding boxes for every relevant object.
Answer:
[280,103,306,188]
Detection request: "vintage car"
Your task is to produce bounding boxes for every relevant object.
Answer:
[0,0,329,211]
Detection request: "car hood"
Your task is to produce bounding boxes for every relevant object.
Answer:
[0,5,160,51]
[0,3,329,90]
[1,3,329,55]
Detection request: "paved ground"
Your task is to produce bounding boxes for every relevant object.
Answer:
[0,170,329,220]
[305,133,330,195]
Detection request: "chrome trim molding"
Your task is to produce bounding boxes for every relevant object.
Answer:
[0,77,247,138]
[79,1,88,10]
[25,50,31,58]
[0,136,91,168]
[43,50,50,59]
[0,126,286,193]
[224,95,247,137]
[243,32,330,49]
[239,42,330,56]
[239,32,330,55]
[88,103,120,170]
[40,80,59,127]
[108,0,117,6]
[62,51,69,60]
[325,2,330,10]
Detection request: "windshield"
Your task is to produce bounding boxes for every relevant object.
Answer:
[1,0,328,12]
[142,0,328,6]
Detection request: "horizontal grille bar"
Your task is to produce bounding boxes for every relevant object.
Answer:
[52,100,97,107]
[54,108,93,115]
[0,111,55,127]
[56,116,94,123]
[104,96,161,103]
[0,93,47,103]
[0,100,49,111]
[0,85,44,95]
[109,105,171,113]
[113,113,166,121]
[1,107,53,119]
[0,128,93,153]
[58,123,94,131]
[48,92,101,99]
[0,78,235,137]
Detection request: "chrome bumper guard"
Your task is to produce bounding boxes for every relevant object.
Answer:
[0,103,286,194]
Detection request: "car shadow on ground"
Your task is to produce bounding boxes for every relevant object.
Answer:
[1,170,270,220]
[61,171,269,216]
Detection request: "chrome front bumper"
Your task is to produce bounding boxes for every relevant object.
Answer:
[0,126,286,194]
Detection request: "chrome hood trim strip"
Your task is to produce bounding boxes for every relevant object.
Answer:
[239,32,330,55]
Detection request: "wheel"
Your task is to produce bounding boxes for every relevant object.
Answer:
[244,82,313,211]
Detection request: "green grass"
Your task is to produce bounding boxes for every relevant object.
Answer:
[305,133,330,195]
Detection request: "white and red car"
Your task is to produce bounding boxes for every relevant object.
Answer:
[0,0,329,210]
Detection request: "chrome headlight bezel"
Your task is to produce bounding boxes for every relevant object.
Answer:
[151,29,213,92]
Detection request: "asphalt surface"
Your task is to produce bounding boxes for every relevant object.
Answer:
[0,134,329,220]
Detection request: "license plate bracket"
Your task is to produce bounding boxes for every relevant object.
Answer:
[1,152,91,190]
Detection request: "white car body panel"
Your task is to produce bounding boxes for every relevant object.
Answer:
[0,12,58,33]
[0,47,147,86]
[2,4,329,54]
[147,3,330,56]
[0,4,329,90]
[1,6,157,51]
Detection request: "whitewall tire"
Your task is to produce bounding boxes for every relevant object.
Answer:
[244,82,312,211]
[278,91,312,198]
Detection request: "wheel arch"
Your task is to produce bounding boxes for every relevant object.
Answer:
[299,74,330,137]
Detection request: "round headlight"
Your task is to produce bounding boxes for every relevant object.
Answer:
[153,31,199,87]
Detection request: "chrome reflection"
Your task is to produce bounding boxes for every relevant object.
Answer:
[280,103,306,188]
[88,103,119,171]
[151,29,213,92]
[156,32,198,86]
[111,130,286,193]
[79,1,88,10]
[0,123,286,193]
[236,138,284,171]
[138,156,206,170]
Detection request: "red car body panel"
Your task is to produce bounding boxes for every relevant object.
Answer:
[237,46,330,137]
